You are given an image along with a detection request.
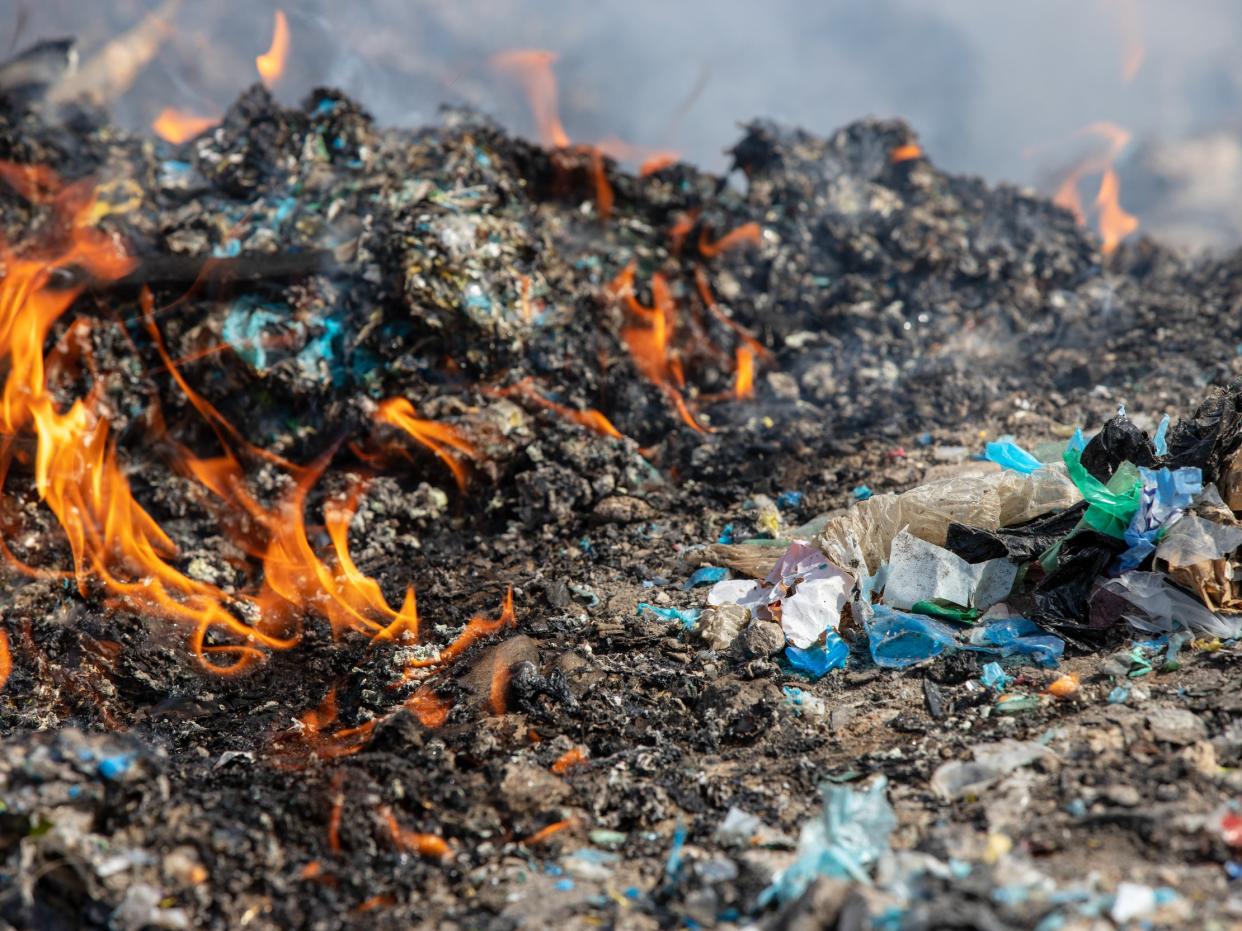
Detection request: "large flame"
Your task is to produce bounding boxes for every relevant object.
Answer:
[256,10,291,88]
[489,50,571,149]
[374,397,479,493]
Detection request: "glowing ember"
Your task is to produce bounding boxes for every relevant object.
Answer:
[151,107,218,144]
[374,397,478,493]
[523,819,576,845]
[551,746,588,774]
[380,806,452,860]
[734,346,755,399]
[489,50,571,148]
[256,9,291,88]
[495,379,627,441]
[889,143,923,164]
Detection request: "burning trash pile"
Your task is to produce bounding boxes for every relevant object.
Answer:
[4,27,1242,928]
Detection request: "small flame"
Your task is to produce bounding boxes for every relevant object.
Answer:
[609,263,707,434]
[374,397,478,493]
[0,629,10,691]
[698,222,762,259]
[256,10,291,88]
[889,143,923,164]
[495,378,626,441]
[1103,0,1145,83]
[489,50,571,148]
[152,107,218,144]
[523,819,576,845]
[1050,122,1138,255]
[734,347,755,399]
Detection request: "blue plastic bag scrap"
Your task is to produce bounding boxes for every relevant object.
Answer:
[968,616,1065,668]
[853,485,873,501]
[785,631,849,679]
[1115,465,1203,573]
[1153,414,1171,457]
[777,490,805,509]
[761,776,897,905]
[866,605,959,669]
[682,566,728,590]
[636,603,701,629]
[980,661,1013,692]
[985,439,1043,475]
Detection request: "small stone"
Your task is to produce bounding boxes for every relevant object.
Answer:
[737,621,785,658]
[591,495,654,523]
[1101,783,1141,807]
[1146,707,1207,745]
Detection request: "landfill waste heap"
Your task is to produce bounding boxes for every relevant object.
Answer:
[2,71,1242,930]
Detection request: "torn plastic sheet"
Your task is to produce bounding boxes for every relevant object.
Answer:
[944,502,1087,564]
[682,566,728,589]
[1095,572,1242,639]
[967,616,1065,668]
[780,573,851,648]
[1080,415,1157,483]
[761,776,896,904]
[930,739,1058,800]
[816,466,1080,575]
[636,603,701,629]
[1115,466,1203,572]
[985,439,1043,475]
[1063,447,1143,539]
[1155,513,1242,568]
[1153,414,1171,456]
[883,530,1017,612]
[866,605,959,668]
[785,631,849,679]
[1033,529,1127,645]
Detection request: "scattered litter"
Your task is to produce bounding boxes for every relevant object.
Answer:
[980,662,1012,692]
[884,530,1017,612]
[853,485,873,501]
[682,566,728,589]
[930,739,1058,800]
[636,603,700,629]
[785,631,849,679]
[985,439,1043,474]
[865,606,958,668]
[776,490,804,509]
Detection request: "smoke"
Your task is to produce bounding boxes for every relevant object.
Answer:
[7,0,1242,243]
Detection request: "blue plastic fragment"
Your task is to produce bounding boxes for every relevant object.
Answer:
[624,886,642,900]
[971,616,1065,668]
[554,878,575,892]
[97,754,133,782]
[853,485,873,501]
[1067,428,1087,455]
[683,566,728,590]
[1107,686,1130,704]
[980,661,1012,692]
[1064,798,1088,818]
[777,490,804,509]
[1116,465,1203,572]
[760,776,896,904]
[716,523,735,544]
[985,439,1043,474]
[636,603,700,629]
[1153,414,1171,457]
[917,432,933,447]
[866,606,958,669]
[1226,862,1242,881]
[785,632,849,679]
[664,823,688,881]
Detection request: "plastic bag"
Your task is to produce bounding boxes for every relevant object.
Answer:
[1156,513,1242,568]
[1116,466,1203,572]
[945,501,1087,563]
[762,776,896,904]
[1032,529,1127,645]
[1080,415,1156,482]
[816,467,1080,575]
[1063,447,1142,538]
[929,739,1057,800]
[1096,571,1242,639]
[865,605,959,668]
[883,530,1017,611]
[985,439,1043,475]
[1166,379,1242,482]
[967,615,1065,667]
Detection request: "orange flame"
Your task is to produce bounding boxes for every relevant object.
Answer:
[256,10,291,88]
[523,819,576,845]
[734,347,755,400]
[374,397,478,493]
[609,263,707,434]
[494,378,626,441]
[151,108,218,144]
[380,806,452,860]
[1103,0,1145,83]
[551,746,588,774]
[889,143,923,164]
[0,629,10,691]
[1051,122,1138,255]
[489,50,571,149]
[698,222,762,259]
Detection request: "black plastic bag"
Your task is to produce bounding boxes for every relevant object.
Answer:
[1166,379,1242,483]
[1080,415,1155,482]
[945,502,1088,564]
[1031,529,1127,648]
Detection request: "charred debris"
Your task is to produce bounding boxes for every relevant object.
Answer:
[1,82,1242,929]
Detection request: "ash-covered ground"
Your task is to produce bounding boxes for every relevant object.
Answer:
[2,86,1242,929]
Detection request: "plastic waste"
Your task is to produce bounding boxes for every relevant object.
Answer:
[683,566,728,589]
[777,490,804,509]
[1116,466,1203,572]
[1095,571,1242,639]
[910,601,981,623]
[853,485,873,500]
[985,439,1043,474]
[1107,686,1130,704]
[785,632,849,679]
[1153,414,1171,456]
[1063,446,1142,539]
[1079,414,1157,483]
[995,693,1042,714]
[816,466,1080,575]
[930,739,1057,800]
[1033,529,1127,643]
[1165,379,1242,482]
[714,807,762,846]
[636,603,701,629]
[780,574,851,648]
[883,530,1017,612]
[866,605,959,668]
[967,615,1066,668]
[1110,882,1160,924]
[761,776,896,904]
[945,502,1086,564]
[980,662,1012,691]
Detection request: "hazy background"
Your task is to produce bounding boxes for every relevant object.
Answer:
[8,0,1242,248]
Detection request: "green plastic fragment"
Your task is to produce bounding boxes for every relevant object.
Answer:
[1062,448,1143,539]
[909,600,982,624]
[995,693,1042,714]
